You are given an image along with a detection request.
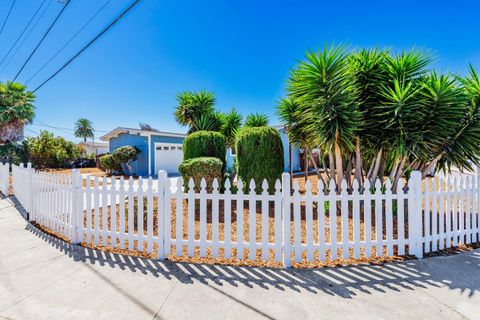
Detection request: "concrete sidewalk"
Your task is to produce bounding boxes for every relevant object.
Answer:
[0,197,479,320]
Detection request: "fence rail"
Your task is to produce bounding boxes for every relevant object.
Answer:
[3,163,480,267]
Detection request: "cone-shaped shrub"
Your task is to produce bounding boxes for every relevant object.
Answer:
[236,126,284,193]
[183,130,226,172]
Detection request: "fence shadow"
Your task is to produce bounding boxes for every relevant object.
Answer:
[20,207,479,300]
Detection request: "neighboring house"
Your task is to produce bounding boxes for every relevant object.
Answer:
[101,126,301,176]
[78,141,109,155]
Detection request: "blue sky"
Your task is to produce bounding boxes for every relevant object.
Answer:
[1,0,479,142]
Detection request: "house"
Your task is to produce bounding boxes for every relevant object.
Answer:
[100,126,301,176]
[77,141,109,156]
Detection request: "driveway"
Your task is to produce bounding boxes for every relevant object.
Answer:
[0,196,479,320]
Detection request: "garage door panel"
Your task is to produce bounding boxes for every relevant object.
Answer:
[155,143,183,174]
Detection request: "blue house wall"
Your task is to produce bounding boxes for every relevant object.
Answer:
[109,133,149,176]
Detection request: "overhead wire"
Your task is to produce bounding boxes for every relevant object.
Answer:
[0,0,49,69]
[32,0,140,93]
[0,0,16,36]
[12,0,72,82]
[26,0,112,85]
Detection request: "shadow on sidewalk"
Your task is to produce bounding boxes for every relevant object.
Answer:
[11,197,480,300]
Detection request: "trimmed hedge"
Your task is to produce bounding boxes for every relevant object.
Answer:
[183,130,226,171]
[178,157,223,192]
[236,126,284,193]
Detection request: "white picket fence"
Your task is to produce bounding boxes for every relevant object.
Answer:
[8,163,480,267]
[0,162,9,196]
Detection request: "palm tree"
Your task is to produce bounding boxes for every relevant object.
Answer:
[244,113,268,127]
[174,90,215,128]
[220,108,242,148]
[287,44,361,190]
[0,81,35,144]
[74,118,94,142]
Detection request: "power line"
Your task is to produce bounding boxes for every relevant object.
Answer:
[12,0,72,82]
[33,120,109,133]
[0,0,52,75]
[0,0,16,36]
[32,0,140,93]
[26,0,112,85]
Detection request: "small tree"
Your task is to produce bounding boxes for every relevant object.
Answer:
[244,113,269,127]
[112,146,140,174]
[179,157,223,192]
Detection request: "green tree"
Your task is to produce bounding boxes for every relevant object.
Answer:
[74,118,94,142]
[174,90,215,128]
[244,113,269,127]
[25,131,81,169]
[220,108,242,149]
[0,81,35,144]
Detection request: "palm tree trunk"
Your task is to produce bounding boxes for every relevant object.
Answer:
[304,148,309,182]
[393,155,407,192]
[369,147,383,184]
[289,142,293,190]
[308,149,327,186]
[334,132,343,192]
[422,153,443,177]
[328,150,335,184]
[354,137,362,184]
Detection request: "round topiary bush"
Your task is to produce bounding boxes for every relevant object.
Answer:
[178,157,223,192]
[112,146,140,174]
[236,126,284,193]
[183,130,226,171]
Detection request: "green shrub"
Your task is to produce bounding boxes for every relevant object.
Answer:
[112,146,140,174]
[24,131,81,169]
[99,154,120,173]
[178,157,223,192]
[183,130,226,171]
[236,126,284,193]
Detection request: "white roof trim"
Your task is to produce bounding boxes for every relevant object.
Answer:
[100,127,186,141]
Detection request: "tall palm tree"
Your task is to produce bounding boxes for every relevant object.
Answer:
[0,81,35,144]
[74,118,94,142]
[174,90,215,128]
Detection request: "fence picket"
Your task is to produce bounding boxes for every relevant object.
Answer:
[199,178,207,257]
[352,179,360,259]
[397,180,405,255]
[439,176,445,250]
[445,176,452,249]
[224,179,232,259]
[293,181,301,262]
[261,179,269,261]
[274,179,282,262]
[111,177,117,247]
[175,178,183,256]
[467,176,473,244]
[187,178,195,257]
[452,177,459,246]
[329,180,337,261]
[127,177,134,251]
[364,179,372,258]
[341,180,349,259]
[432,177,438,251]
[119,176,126,249]
[305,180,313,262]
[237,179,245,260]
[93,177,100,245]
[211,179,220,258]
[102,177,108,246]
[248,179,256,261]
[459,176,465,244]
[147,177,154,253]
[86,177,92,243]
[374,179,383,257]
[385,179,393,256]
[317,180,326,261]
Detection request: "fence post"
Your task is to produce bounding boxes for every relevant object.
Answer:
[408,171,423,258]
[157,170,167,260]
[26,162,33,221]
[282,172,291,268]
[71,169,82,244]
